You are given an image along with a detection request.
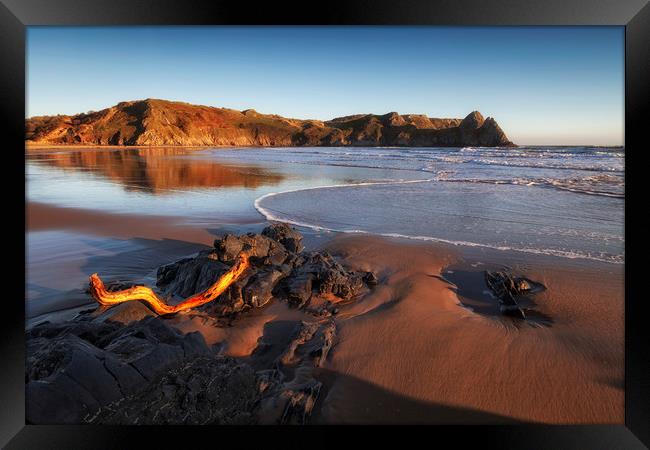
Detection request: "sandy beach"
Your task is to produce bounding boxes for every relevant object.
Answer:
[314,235,623,423]
[26,201,623,424]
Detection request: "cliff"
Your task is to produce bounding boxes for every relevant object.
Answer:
[25,99,515,147]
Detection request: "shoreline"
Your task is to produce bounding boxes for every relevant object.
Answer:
[25,202,623,423]
[26,143,219,150]
[25,142,624,150]
[255,189,623,266]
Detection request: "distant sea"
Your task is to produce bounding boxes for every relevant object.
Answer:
[27,146,624,265]
[248,146,625,264]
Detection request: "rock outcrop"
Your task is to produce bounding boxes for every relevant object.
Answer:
[484,270,546,320]
[26,312,214,424]
[158,223,372,317]
[26,223,374,424]
[26,99,515,147]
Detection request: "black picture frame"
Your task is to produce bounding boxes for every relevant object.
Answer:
[2,0,648,448]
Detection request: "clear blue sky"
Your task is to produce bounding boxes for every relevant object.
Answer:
[27,26,624,145]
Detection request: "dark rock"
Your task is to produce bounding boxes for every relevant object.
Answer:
[103,354,146,395]
[64,342,123,404]
[279,321,320,366]
[363,271,379,286]
[26,224,382,424]
[302,297,336,317]
[182,331,213,359]
[157,250,230,298]
[256,369,285,394]
[243,269,286,308]
[154,225,374,317]
[485,270,519,306]
[263,245,291,266]
[26,316,213,424]
[279,320,336,368]
[27,319,119,349]
[500,304,526,320]
[256,319,336,424]
[485,270,545,320]
[93,301,156,325]
[285,273,313,308]
[289,252,366,302]
[129,343,185,381]
[26,334,122,423]
[279,381,322,425]
[156,257,191,286]
[219,280,247,314]
[214,232,290,266]
[262,223,305,253]
[101,318,211,381]
[90,356,260,425]
[309,320,336,368]
[26,377,97,424]
[213,234,244,263]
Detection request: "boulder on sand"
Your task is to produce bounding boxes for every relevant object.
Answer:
[157,224,375,316]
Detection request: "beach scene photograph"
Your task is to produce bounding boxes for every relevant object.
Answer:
[25,26,624,424]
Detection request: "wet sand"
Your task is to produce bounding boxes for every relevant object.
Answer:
[313,234,623,424]
[26,201,320,262]
[28,202,218,243]
[26,202,623,424]
[26,202,224,318]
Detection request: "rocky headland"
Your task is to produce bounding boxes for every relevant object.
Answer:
[26,99,515,147]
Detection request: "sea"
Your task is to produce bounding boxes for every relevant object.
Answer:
[27,145,624,265]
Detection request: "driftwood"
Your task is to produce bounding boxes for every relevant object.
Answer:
[88,252,250,315]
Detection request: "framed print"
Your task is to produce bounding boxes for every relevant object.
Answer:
[1,0,649,448]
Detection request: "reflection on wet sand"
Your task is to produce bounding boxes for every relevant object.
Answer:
[26,147,285,193]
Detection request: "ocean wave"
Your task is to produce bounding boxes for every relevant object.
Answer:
[426,170,624,198]
[208,146,623,174]
[427,155,623,172]
[248,154,623,177]
[434,176,624,198]
[254,184,624,265]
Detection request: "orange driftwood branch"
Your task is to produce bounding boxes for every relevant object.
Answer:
[88,252,250,315]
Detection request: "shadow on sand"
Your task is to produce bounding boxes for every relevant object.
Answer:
[311,368,522,424]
